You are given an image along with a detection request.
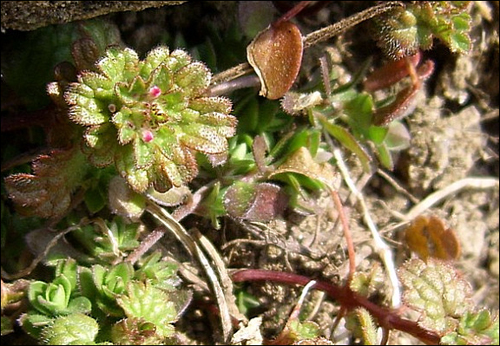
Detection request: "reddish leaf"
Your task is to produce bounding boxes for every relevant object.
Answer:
[223,182,288,222]
[5,147,89,219]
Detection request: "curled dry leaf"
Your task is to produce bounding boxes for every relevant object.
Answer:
[247,21,303,100]
[269,147,339,190]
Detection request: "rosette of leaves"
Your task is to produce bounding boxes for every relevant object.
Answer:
[65,46,237,193]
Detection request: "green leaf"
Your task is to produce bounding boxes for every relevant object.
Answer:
[98,47,139,82]
[27,273,79,317]
[289,320,321,340]
[441,310,499,345]
[54,259,78,292]
[449,32,471,53]
[18,313,54,340]
[374,142,394,170]
[399,258,474,333]
[40,313,99,345]
[142,46,171,76]
[318,116,372,173]
[117,281,177,339]
[135,251,179,290]
[88,263,134,317]
[367,126,388,145]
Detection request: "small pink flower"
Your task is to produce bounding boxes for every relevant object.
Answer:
[142,129,154,142]
[149,86,161,98]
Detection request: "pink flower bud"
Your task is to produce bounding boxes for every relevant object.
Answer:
[142,129,154,142]
[149,86,161,98]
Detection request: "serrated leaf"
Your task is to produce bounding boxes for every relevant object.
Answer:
[189,96,232,114]
[98,47,139,82]
[5,147,90,219]
[149,63,173,91]
[166,49,192,73]
[65,45,236,194]
[40,313,98,345]
[175,62,211,95]
[117,281,177,339]
[441,310,499,345]
[142,46,171,75]
[449,32,471,53]
[134,139,155,168]
[399,258,474,333]
[110,317,164,345]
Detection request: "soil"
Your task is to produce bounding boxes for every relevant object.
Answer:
[1,2,498,345]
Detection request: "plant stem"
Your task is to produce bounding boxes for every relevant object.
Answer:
[231,269,441,345]
[273,1,312,27]
[303,2,403,49]
[329,188,355,283]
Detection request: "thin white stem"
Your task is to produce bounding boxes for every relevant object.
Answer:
[402,177,499,221]
[332,148,402,308]
[145,202,233,343]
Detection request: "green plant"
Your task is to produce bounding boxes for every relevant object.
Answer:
[371,1,472,59]
[2,2,496,345]
[16,219,187,344]
[64,45,237,193]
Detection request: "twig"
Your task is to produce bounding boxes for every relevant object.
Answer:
[125,226,166,265]
[193,229,247,324]
[377,168,419,204]
[303,2,403,49]
[400,177,499,221]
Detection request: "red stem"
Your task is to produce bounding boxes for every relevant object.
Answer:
[330,189,355,283]
[273,1,312,27]
[231,269,441,345]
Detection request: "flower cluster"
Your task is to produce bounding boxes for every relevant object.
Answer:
[65,46,237,193]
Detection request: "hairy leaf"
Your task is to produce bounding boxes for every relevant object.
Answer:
[5,146,90,219]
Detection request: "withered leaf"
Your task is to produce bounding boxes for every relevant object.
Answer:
[247,21,303,100]
[268,147,338,189]
[405,215,461,261]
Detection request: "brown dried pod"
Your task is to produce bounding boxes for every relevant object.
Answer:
[247,21,303,100]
